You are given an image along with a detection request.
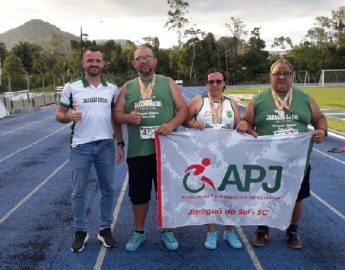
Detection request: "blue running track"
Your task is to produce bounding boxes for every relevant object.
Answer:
[0,86,344,270]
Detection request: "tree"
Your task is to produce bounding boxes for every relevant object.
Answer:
[224,17,248,75]
[242,28,269,82]
[32,51,48,91]
[3,53,26,91]
[142,37,160,50]
[183,26,205,80]
[12,41,42,73]
[271,36,293,50]
[331,6,345,46]
[0,42,8,62]
[225,17,248,41]
[225,17,248,55]
[165,0,190,47]
[306,16,333,48]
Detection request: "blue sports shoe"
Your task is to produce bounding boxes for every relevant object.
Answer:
[205,231,218,250]
[126,232,146,251]
[162,231,179,251]
[224,230,242,249]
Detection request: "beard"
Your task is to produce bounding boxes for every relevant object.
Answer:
[85,66,102,77]
[137,66,154,77]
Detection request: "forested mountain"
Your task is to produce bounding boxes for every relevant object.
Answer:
[0,19,78,52]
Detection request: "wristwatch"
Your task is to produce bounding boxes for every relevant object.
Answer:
[117,141,125,147]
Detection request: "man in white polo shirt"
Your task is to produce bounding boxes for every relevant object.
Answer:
[55,46,124,252]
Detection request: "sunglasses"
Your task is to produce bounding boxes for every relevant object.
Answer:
[207,80,223,85]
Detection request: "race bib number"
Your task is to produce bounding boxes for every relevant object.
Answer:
[140,126,159,139]
[274,128,299,136]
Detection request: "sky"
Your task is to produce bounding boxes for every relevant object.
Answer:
[0,0,344,50]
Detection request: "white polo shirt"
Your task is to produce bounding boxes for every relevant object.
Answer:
[59,77,119,147]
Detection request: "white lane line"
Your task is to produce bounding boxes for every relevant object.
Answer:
[0,124,70,163]
[236,226,264,270]
[313,148,345,165]
[0,116,54,136]
[324,113,345,116]
[94,173,129,270]
[0,159,68,225]
[311,191,345,222]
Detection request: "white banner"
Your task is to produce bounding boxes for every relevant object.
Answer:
[155,130,312,230]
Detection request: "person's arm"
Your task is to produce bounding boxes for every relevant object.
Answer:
[111,105,125,163]
[231,99,248,133]
[310,96,328,143]
[157,78,188,135]
[55,103,82,123]
[242,100,257,137]
[183,95,205,130]
[114,84,141,125]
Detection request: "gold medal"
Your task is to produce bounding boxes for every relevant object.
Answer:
[272,87,293,111]
[138,74,156,99]
[208,92,223,124]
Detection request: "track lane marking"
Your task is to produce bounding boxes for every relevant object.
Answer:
[313,148,345,165]
[0,116,54,136]
[237,226,264,270]
[94,173,129,270]
[311,191,345,221]
[0,160,68,225]
[0,124,70,163]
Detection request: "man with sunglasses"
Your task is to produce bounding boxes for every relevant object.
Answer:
[243,58,327,249]
[184,67,248,250]
[115,44,188,252]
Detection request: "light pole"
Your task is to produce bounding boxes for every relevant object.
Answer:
[80,26,89,60]
[218,48,230,80]
[80,20,103,60]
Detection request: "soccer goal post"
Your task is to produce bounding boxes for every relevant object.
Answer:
[319,69,345,86]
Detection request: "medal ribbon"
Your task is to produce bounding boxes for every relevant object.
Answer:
[208,92,223,124]
[272,87,293,110]
[138,74,156,99]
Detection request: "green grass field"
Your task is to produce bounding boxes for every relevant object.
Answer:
[225,86,345,134]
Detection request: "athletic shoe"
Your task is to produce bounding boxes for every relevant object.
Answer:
[205,231,218,250]
[252,228,270,247]
[71,231,89,252]
[97,228,116,248]
[126,232,146,252]
[224,230,242,249]
[162,231,179,251]
[285,230,303,249]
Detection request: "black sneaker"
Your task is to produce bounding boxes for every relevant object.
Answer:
[285,230,303,249]
[252,228,270,247]
[97,228,116,248]
[71,231,89,252]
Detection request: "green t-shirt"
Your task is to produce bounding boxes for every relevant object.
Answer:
[125,74,175,157]
[253,87,311,136]
[253,86,314,166]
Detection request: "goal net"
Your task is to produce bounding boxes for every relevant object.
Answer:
[293,70,316,85]
[319,69,345,86]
